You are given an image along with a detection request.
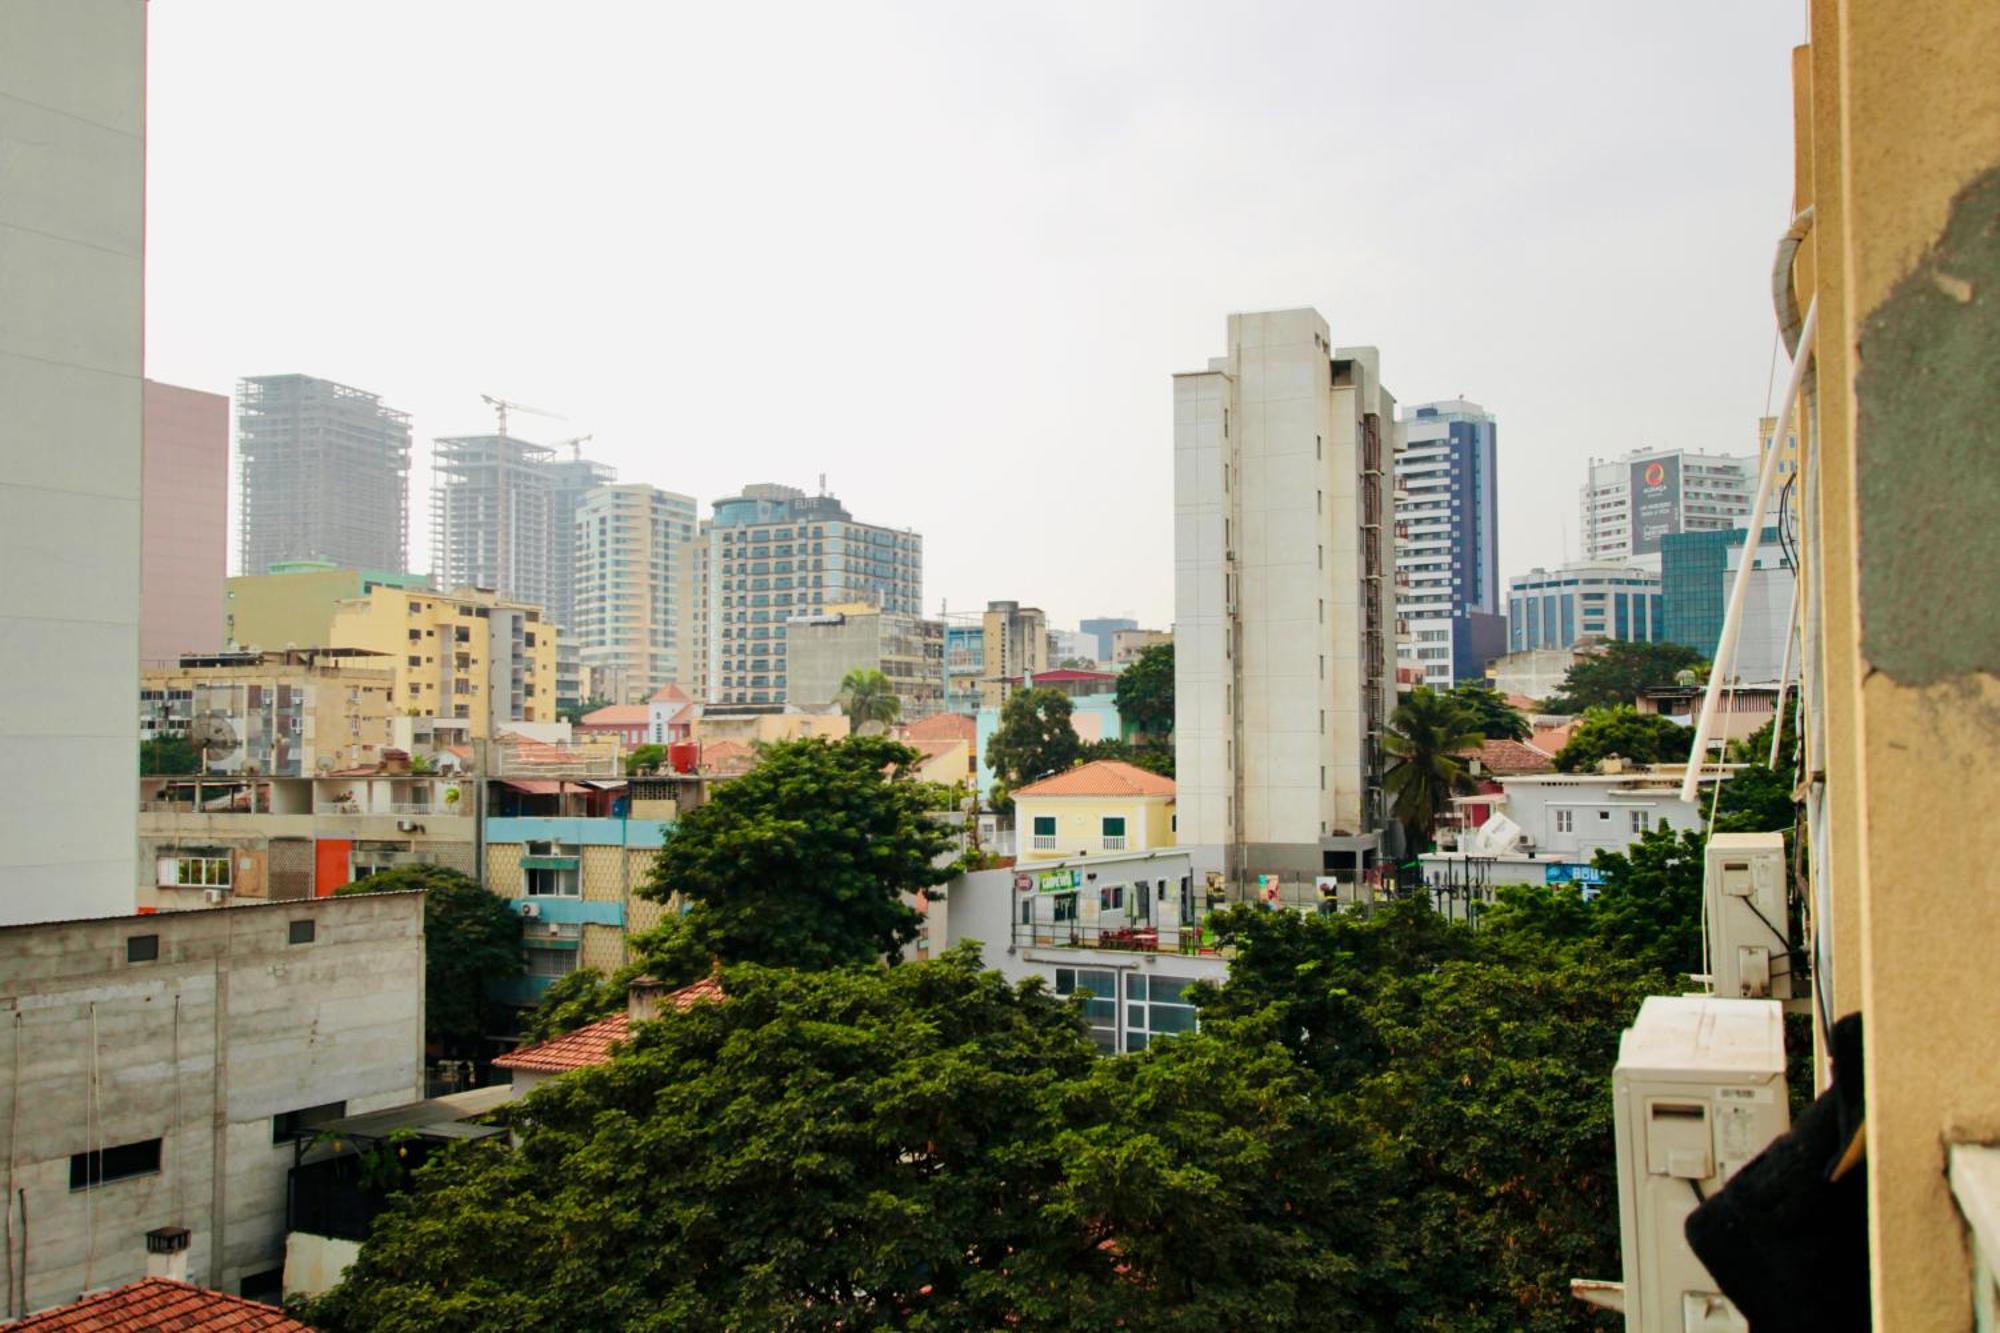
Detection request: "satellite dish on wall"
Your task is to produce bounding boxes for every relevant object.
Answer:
[190,712,239,756]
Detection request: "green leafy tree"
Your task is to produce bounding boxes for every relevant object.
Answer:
[1712,763,1796,833]
[643,735,955,969]
[1383,687,1486,850]
[139,735,201,775]
[984,687,1082,789]
[519,916,712,1043]
[557,695,611,726]
[624,743,666,775]
[1448,682,1532,741]
[1545,640,1707,712]
[835,667,900,733]
[1057,656,1097,670]
[338,866,522,1058]
[1078,736,1174,777]
[1553,705,1695,772]
[1114,640,1175,740]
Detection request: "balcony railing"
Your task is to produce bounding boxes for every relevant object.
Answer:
[1032,835,1058,850]
[1012,921,1221,957]
[1102,836,1127,851]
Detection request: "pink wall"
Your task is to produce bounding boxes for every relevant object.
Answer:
[141,379,229,663]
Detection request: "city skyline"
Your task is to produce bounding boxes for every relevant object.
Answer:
[143,2,1802,631]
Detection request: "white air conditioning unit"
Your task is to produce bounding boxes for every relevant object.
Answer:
[544,922,563,938]
[202,888,226,906]
[1611,995,1788,1333]
[520,901,541,920]
[1704,833,1790,1000]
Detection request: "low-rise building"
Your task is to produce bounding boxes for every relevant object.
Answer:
[329,583,558,742]
[224,563,431,653]
[575,702,650,749]
[493,973,725,1096]
[140,649,397,777]
[1507,561,1664,653]
[1637,682,1782,747]
[943,623,985,714]
[1013,760,1175,861]
[0,893,424,1311]
[1109,628,1170,668]
[691,703,848,752]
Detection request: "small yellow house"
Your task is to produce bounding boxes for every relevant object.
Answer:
[1012,760,1175,861]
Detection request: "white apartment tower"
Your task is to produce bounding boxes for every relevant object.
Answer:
[1394,400,1504,688]
[572,484,699,702]
[1173,310,1399,891]
[1580,447,1757,561]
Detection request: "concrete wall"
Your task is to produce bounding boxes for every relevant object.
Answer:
[1790,4,2000,1324]
[0,0,146,925]
[141,381,230,663]
[0,893,424,1314]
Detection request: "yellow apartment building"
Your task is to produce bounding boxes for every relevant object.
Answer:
[1012,760,1176,861]
[1773,4,2000,1325]
[223,563,432,656]
[140,648,397,777]
[329,584,558,741]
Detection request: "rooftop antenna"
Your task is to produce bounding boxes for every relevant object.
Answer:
[818,472,827,496]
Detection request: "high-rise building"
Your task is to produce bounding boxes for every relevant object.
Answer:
[543,454,619,632]
[1660,523,1795,680]
[703,484,922,706]
[978,600,1049,707]
[1580,447,1756,562]
[1079,617,1138,662]
[1506,561,1663,653]
[571,483,699,702]
[785,604,944,720]
[1,0,147,923]
[1173,309,1399,891]
[237,375,412,575]
[1393,400,1506,687]
[329,583,558,742]
[141,379,229,662]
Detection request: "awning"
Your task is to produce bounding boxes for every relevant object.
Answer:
[581,779,628,791]
[497,779,564,795]
[298,1084,513,1160]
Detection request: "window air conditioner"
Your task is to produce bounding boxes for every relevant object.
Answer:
[202,888,226,906]
[1703,833,1790,1000]
[520,901,541,920]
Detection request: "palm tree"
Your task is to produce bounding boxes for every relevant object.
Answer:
[1383,687,1487,852]
[836,668,901,734]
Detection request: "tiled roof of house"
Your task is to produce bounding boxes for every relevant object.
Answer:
[648,684,692,705]
[1463,738,1557,776]
[1530,722,1578,757]
[579,704,650,728]
[1030,668,1118,684]
[904,712,976,743]
[667,702,701,727]
[1504,693,1541,711]
[6,1278,313,1331]
[495,976,727,1074]
[1013,759,1175,799]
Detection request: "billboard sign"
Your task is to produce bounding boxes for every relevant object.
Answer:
[1629,454,1682,555]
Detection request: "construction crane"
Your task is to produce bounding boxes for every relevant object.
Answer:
[479,394,566,438]
[548,434,594,462]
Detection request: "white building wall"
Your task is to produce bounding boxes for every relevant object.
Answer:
[0,1,146,924]
[1497,776,1707,860]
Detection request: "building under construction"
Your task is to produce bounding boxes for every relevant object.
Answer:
[430,433,613,633]
[236,374,411,575]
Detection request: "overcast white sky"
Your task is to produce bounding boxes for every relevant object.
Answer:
[144,1,1805,631]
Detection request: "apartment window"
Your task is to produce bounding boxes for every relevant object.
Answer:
[1630,810,1647,835]
[70,1138,162,1191]
[272,1100,347,1145]
[288,920,316,946]
[1318,544,1324,570]
[1319,709,1325,733]
[1055,968,1118,1053]
[1317,490,1322,515]
[525,947,578,980]
[170,856,230,888]
[1222,407,1229,437]
[1124,972,1199,1052]
[1555,809,1574,834]
[1319,655,1325,680]
[1032,815,1057,851]
[125,934,159,964]
[1320,765,1326,791]
[1099,884,1125,911]
[1316,434,1322,460]
[1102,816,1127,850]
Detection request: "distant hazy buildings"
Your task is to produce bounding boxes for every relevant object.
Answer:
[1661,522,1796,680]
[0,1,146,924]
[1580,446,1755,562]
[1111,627,1171,668]
[571,483,699,702]
[703,484,922,707]
[140,380,229,662]
[1174,309,1399,890]
[237,374,412,575]
[1079,617,1138,662]
[785,604,944,720]
[1394,400,1504,687]
[978,600,1049,706]
[1507,561,1663,652]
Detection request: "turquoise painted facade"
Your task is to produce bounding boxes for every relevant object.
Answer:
[975,694,1123,800]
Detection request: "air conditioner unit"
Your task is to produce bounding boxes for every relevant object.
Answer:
[520,902,541,920]
[545,922,563,938]
[1704,833,1790,1000]
[1611,996,1787,1333]
[202,888,226,906]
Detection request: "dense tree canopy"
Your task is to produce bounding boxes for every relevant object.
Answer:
[337,865,522,1058]
[1447,682,1532,741]
[139,735,201,775]
[624,743,667,775]
[1545,640,1707,712]
[644,734,956,970]
[984,687,1082,790]
[1077,736,1174,777]
[1553,705,1696,772]
[1114,641,1174,740]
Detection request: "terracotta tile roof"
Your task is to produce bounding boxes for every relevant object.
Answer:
[648,684,692,705]
[1029,668,1118,684]
[7,1278,313,1331]
[667,702,701,727]
[907,738,966,760]
[1461,738,1557,776]
[1013,759,1175,800]
[493,1013,630,1074]
[495,976,727,1074]
[579,704,649,728]
[1504,693,1541,711]
[904,712,975,743]
[1530,722,1578,756]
